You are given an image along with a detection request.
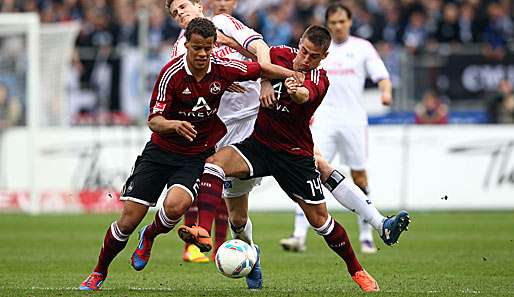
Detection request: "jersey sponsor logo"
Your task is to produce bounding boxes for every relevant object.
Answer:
[213,46,238,59]
[210,82,221,95]
[182,87,191,95]
[180,96,217,118]
[192,96,212,112]
[152,102,166,113]
[274,103,290,113]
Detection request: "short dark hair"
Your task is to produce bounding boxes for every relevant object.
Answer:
[302,25,332,52]
[165,0,201,9]
[185,17,217,42]
[325,3,352,22]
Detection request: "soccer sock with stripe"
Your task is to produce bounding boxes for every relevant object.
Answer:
[197,163,225,236]
[315,216,363,276]
[145,207,181,240]
[94,221,129,276]
[214,198,229,254]
[324,170,385,235]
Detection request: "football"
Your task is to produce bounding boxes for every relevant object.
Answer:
[214,239,257,278]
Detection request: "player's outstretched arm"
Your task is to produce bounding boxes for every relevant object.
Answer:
[217,32,257,60]
[148,116,197,142]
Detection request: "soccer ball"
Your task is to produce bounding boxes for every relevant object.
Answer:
[214,239,257,278]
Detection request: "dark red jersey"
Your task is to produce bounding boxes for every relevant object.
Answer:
[251,46,330,157]
[148,54,261,155]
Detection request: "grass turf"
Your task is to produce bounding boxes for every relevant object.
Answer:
[1,211,513,296]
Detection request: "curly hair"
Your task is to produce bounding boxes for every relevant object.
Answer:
[185,17,217,42]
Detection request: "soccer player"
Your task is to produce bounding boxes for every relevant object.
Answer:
[166,0,283,263]
[79,17,296,291]
[178,25,381,292]
[280,3,408,254]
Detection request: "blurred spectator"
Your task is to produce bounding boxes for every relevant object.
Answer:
[0,82,22,128]
[257,3,294,46]
[458,2,480,44]
[402,10,428,53]
[482,2,513,59]
[487,79,514,124]
[415,90,448,124]
[435,2,460,44]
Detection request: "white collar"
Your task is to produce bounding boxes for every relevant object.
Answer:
[183,53,212,76]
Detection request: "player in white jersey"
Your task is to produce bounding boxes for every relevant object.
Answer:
[166,0,293,264]
[280,3,409,254]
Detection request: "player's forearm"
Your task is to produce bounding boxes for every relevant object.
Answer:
[217,32,257,60]
[247,39,271,64]
[290,87,310,104]
[260,63,296,80]
[378,79,393,104]
[148,116,175,134]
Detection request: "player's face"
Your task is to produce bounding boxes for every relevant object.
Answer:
[326,9,352,43]
[185,33,215,71]
[211,0,237,15]
[294,38,328,72]
[169,0,204,29]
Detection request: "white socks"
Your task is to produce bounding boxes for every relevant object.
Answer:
[292,204,310,242]
[325,170,385,235]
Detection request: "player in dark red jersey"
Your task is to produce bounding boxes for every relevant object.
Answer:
[178,25,380,292]
[79,17,300,291]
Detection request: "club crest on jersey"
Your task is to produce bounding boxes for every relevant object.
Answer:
[210,82,221,95]
[153,102,166,113]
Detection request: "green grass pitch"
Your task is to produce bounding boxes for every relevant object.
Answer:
[1,211,513,296]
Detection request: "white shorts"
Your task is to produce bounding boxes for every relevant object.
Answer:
[311,121,368,171]
[217,115,262,197]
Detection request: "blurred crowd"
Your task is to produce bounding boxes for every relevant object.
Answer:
[0,0,513,126]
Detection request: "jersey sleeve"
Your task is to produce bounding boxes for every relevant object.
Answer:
[148,61,175,121]
[218,59,262,82]
[303,69,330,104]
[364,41,390,83]
[212,14,263,49]
[170,30,186,59]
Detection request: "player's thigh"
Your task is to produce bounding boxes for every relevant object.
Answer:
[121,156,171,207]
[229,137,272,178]
[272,153,326,205]
[312,117,338,162]
[216,115,256,149]
[223,176,262,198]
[340,125,368,170]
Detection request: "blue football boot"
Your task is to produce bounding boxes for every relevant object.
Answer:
[381,210,410,245]
[245,245,262,289]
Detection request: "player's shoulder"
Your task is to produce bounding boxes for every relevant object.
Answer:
[158,54,185,81]
[271,45,298,55]
[349,36,376,50]
[212,13,245,30]
[210,56,249,72]
[307,68,328,85]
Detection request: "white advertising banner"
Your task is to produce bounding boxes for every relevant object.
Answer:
[0,125,513,212]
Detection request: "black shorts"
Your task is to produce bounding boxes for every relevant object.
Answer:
[120,141,213,206]
[232,137,325,204]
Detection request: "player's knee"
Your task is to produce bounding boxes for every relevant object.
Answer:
[116,219,137,235]
[163,198,190,220]
[312,215,334,236]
